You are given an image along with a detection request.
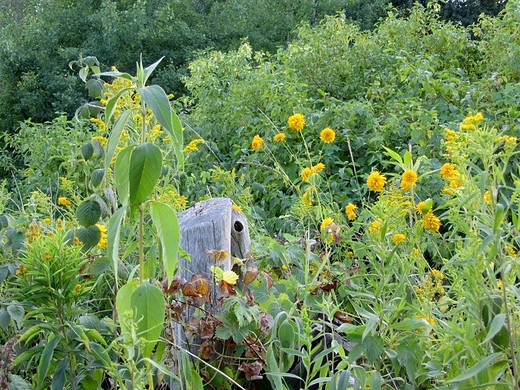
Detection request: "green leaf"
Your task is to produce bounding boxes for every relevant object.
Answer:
[482,313,506,344]
[143,57,164,86]
[108,206,128,287]
[89,342,112,369]
[76,225,101,251]
[382,145,403,165]
[6,304,24,322]
[149,201,180,284]
[36,334,61,389]
[129,142,162,205]
[90,168,105,188]
[116,279,140,334]
[0,308,10,327]
[139,85,184,170]
[104,86,133,125]
[8,375,32,390]
[51,357,68,390]
[105,109,135,174]
[447,353,502,383]
[77,199,101,227]
[114,145,135,207]
[130,281,165,358]
[81,143,94,160]
[363,335,384,363]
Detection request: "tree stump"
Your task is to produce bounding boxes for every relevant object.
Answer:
[170,197,251,387]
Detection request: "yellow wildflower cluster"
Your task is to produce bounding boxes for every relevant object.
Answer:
[345,203,357,221]
[413,269,445,302]
[368,220,382,236]
[58,197,72,207]
[288,113,305,132]
[251,134,264,150]
[505,245,517,257]
[459,112,484,131]
[497,134,517,153]
[91,135,108,147]
[157,189,188,212]
[183,138,205,154]
[25,222,41,243]
[148,124,163,141]
[16,263,29,277]
[90,117,106,133]
[96,224,108,249]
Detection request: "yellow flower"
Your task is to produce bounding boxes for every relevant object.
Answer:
[415,315,436,327]
[392,233,406,244]
[444,129,457,143]
[368,220,382,235]
[222,270,239,285]
[345,203,357,221]
[91,135,108,147]
[484,190,491,204]
[74,284,82,293]
[505,246,517,256]
[430,269,444,280]
[183,138,204,153]
[302,188,312,206]
[423,211,441,232]
[312,163,325,174]
[320,128,335,143]
[439,163,457,178]
[320,217,334,231]
[43,218,52,224]
[232,204,242,213]
[367,171,387,192]
[416,201,426,214]
[273,132,286,142]
[58,197,71,207]
[474,112,484,123]
[288,113,305,132]
[301,167,313,182]
[96,224,108,249]
[401,170,418,191]
[347,251,354,258]
[251,134,264,150]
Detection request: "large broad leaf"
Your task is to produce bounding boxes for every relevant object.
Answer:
[149,201,180,285]
[108,206,128,287]
[130,281,165,358]
[139,85,184,170]
[76,199,101,227]
[129,143,162,205]
[114,145,135,207]
[77,225,101,252]
[116,279,140,336]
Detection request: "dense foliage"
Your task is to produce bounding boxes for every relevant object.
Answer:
[0,1,519,389]
[0,0,506,160]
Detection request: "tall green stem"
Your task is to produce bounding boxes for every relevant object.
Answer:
[139,205,145,283]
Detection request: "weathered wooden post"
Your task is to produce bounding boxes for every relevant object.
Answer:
[170,197,251,387]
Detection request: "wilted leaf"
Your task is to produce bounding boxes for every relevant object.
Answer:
[240,361,263,381]
[244,267,259,285]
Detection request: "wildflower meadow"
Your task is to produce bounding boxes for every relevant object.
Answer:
[1,1,520,389]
